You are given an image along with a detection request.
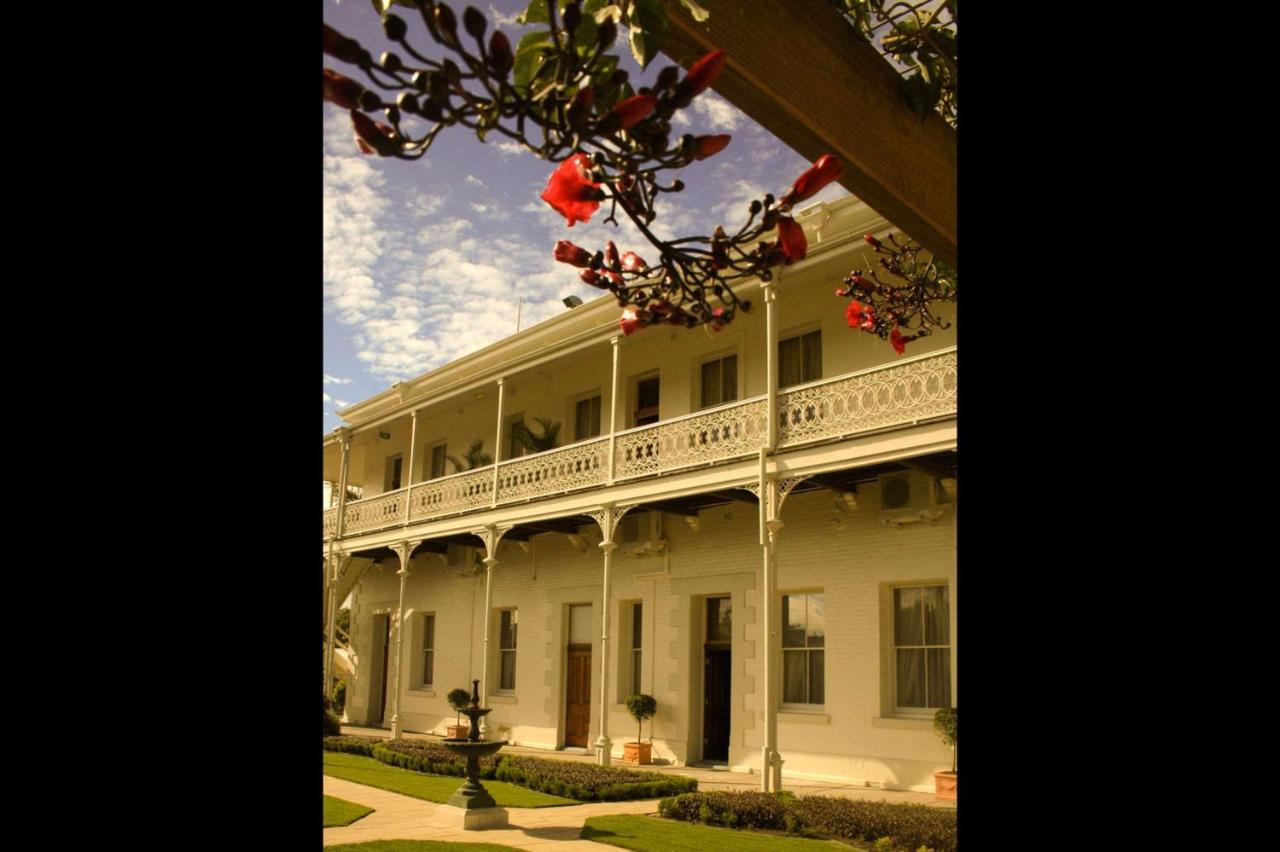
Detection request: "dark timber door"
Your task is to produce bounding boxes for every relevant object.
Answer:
[565,645,592,747]
[374,615,391,725]
[703,596,732,762]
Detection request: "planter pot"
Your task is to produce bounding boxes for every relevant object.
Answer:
[446,724,469,739]
[623,741,652,765]
[934,770,957,801]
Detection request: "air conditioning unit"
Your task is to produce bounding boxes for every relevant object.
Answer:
[878,471,943,525]
[616,511,667,555]
[446,544,481,572]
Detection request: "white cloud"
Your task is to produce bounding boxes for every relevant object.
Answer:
[335,398,350,408]
[324,374,352,385]
[323,392,332,403]
[464,174,485,187]
[494,141,526,158]
[692,92,743,131]
[488,3,520,26]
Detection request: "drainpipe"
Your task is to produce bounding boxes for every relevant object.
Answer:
[596,508,617,766]
[607,336,620,484]
[491,378,505,508]
[403,408,418,525]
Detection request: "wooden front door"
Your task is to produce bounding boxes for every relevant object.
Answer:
[373,615,390,725]
[565,645,592,747]
[703,647,731,761]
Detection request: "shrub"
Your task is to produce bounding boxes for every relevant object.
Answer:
[446,688,472,729]
[324,694,341,737]
[494,755,697,801]
[323,735,385,755]
[372,739,502,778]
[332,679,347,715]
[658,791,957,852]
[624,694,657,744]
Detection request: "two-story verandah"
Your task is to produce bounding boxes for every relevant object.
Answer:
[322,195,957,793]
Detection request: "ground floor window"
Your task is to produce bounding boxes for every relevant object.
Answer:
[421,613,435,687]
[499,609,518,691]
[893,584,951,711]
[782,592,825,705]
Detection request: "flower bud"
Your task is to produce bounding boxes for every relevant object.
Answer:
[684,49,726,96]
[434,4,459,44]
[890,327,906,354]
[567,87,595,132]
[619,308,649,336]
[693,134,731,160]
[597,20,617,48]
[604,241,621,270]
[777,217,807,262]
[463,6,487,40]
[384,13,407,41]
[709,307,728,332]
[782,154,843,206]
[621,251,648,272]
[418,98,444,122]
[351,110,399,157]
[580,269,607,288]
[396,93,419,115]
[323,25,363,64]
[655,65,680,90]
[488,31,513,77]
[380,51,402,72]
[864,234,882,249]
[323,68,364,110]
[358,89,383,112]
[554,240,593,268]
[562,2,581,31]
[606,94,657,130]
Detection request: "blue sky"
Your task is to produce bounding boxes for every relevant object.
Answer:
[323,0,849,433]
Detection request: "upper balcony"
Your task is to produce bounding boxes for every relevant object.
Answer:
[324,345,956,540]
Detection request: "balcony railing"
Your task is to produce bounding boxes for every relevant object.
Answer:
[325,347,956,539]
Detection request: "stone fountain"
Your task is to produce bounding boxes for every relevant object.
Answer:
[437,679,509,829]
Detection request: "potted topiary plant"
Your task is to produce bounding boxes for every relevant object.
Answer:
[933,706,957,801]
[446,688,472,739]
[623,694,658,765]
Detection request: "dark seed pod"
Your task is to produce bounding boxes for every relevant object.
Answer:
[380,51,402,72]
[749,199,763,215]
[597,20,617,48]
[655,65,679,90]
[358,90,383,112]
[488,31,513,77]
[418,98,444,122]
[383,14,407,41]
[463,6,487,40]
[397,93,419,114]
[434,3,458,44]
[562,2,581,31]
[411,71,431,92]
[384,105,401,124]
[611,69,629,86]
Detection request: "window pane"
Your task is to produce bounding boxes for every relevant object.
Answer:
[783,595,805,648]
[591,396,601,435]
[632,648,642,696]
[778,337,802,387]
[722,355,737,402]
[897,649,926,707]
[701,360,721,408]
[500,610,517,649]
[802,331,822,382]
[894,588,923,646]
[569,605,592,644]
[500,650,516,690]
[707,597,732,642]
[806,594,825,648]
[638,378,659,409]
[430,445,446,478]
[924,586,949,646]
[783,650,807,703]
[927,648,951,708]
[808,650,824,704]
[424,614,435,650]
[576,399,591,441]
[423,650,433,685]
[632,603,643,649]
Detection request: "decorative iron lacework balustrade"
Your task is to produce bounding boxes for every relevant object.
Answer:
[343,488,408,536]
[778,349,957,447]
[613,398,769,480]
[326,349,956,538]
[496,436,609,503]
[408,467,495,522]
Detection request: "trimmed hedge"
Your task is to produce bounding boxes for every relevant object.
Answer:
[495,755,697,801]
[323,735,386,756]
[659,791,956,852]
[372,739,501,778]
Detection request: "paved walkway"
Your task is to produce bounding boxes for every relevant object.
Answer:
[337,724,954,809]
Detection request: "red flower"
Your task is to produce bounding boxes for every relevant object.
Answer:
[351,111,399,156]
[850,274,872,292]
[554,240,593,268]
[579,269,607,288]
[619,308,649,336]
[604,240,621,270]
[890,327,906,354]
[540,153,603,227]
[621,251,648,272]
[488,31,513,76]
[324,68,364,110]
[709,307,728,332]
[685,49,726,95]
[693,134,731,160]
[323,25,362,64]
[846,300,875,331]
[606,94,657,130]
[864,234,882,249]
[783,154,843,206]
[777,218,807,262]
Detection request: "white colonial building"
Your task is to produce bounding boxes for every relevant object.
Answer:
[322,194,957,793]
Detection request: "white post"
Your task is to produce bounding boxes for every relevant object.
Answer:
[596,513,617,766]
[765,503,785,792]
[491,378,506,507]
[607,336,620,484]
[324,553,338,697]
[403,409,418,525]
[335,428,352,538]
[389,541,415,738]
[764,281,779,451]
[480,554,497,737]
[327,429,352,699]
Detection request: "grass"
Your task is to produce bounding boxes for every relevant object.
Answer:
[323,751,576,808]
[581,814,861,851]
[325,842,515,851]
[323,795,374,827]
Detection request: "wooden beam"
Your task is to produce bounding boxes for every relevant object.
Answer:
[901,455,955,481]
[808,473,860,493]
[658,0,956,268]
[634,499,703,517]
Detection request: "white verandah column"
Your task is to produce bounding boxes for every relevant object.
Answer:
[389,539,419,738]
[590,504,630,765]
[491,378,506,507]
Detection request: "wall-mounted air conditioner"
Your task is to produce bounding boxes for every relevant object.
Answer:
[878,471,944,525]
[616,511,667,555]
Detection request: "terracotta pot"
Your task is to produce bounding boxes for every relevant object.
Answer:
[934,770,957,801]
[623,741,652,765]
[446,724,469,739]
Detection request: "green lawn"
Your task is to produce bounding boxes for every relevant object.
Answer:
[581,815,860,851]
[325,842,515,851]
[323,751,576,808]
[324,795,374,827]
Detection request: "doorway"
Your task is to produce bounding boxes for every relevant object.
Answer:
[369,614,391,726]
[702,596,732,762]
[564,604,593,748]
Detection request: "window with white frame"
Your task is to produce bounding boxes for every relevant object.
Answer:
[699,354,738,408]
[429,443,447,479]
[421,613,435,686]
[782,593,825,705]
[893,585,951,711]
[575,394,602,440]
[498,609,518,691]
[630,601,643,696]
[778,330,822,388]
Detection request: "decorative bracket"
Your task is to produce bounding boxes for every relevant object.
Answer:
[393,539,423,575]
[588,503,635,544]
[470,524,516,561]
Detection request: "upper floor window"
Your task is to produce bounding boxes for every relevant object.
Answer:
[700,354,738,408]
[429,443,447,479]
[498,609,518,691]
[782,593,825,705]
[779,330,822,387]
[384,454,403,491]
[893,585,951,712]
[634,376,660,427]
[421,613,436,686]
[505,413,526,460]
[575,395,602,441]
